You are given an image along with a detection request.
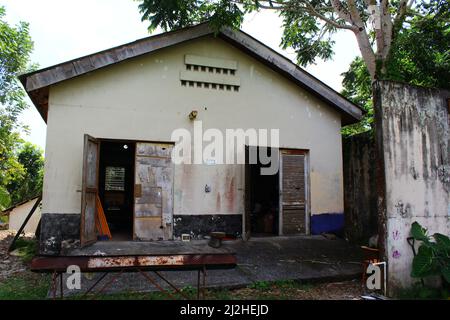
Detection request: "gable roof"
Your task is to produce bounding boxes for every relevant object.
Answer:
[1,196,41,215]
[19,23,364,125]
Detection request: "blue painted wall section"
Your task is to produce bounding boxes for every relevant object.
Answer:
[311,213,344,236]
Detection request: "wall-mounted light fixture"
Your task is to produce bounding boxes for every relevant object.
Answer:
[189,110,198,120]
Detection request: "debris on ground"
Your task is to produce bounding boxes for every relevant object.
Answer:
[226,280,363,300]
[0,231,30,281]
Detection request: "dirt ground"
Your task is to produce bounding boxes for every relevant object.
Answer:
[227,281,362,300]
[0,230,363,300]
[0,230,30,281]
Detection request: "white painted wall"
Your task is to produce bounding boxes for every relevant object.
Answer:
[8,198,41,234]
[42,36,344,219]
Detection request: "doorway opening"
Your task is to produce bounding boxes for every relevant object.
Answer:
[248,147,280,237]
[98,140,135,241]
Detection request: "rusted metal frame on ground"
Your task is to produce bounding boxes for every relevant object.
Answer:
[89,269,125,299]
[32,254,235,300]
[197,269,201,300]
[82,272,109,298]
[60,272,63,299]
[202,265,207,299]
[83,267,206,300]
[8,195,42,252]
[195,266,207,300]
[49,271,64,300]
[153,271,190,299]
[47,266,209,300]
[50,271,57,300]
[138,269,176,299]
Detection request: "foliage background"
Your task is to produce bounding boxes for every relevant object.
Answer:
[0,6,42,210]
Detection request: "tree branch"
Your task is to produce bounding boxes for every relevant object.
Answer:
[394,0,414,25]
[347,0,377,79]
[303,2,356,30]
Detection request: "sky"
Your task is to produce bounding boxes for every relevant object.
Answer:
[2,0,359,151]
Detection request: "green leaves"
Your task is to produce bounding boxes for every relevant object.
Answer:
[411,245,435,278]
[385,9,450,89]
[0,7,40,208]
[434,233,450,253]
[6,142,44,205]
[410,221,450,285]
[136,0,340,66]
[0,185,11,210]
[137,0,244,33]
[341,57,373,137]
[411,221,429,243]
[280,7,336,67]
[0,6,33,117]
[442,265,450,284]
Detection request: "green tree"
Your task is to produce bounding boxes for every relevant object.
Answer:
[136,0,428,81]
[7,142,44,205]
[341,1,450,136]
[0,6,35,209]
[341,57,373,136]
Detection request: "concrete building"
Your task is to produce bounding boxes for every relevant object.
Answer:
[20,24,363,255]
[2,197,41,234]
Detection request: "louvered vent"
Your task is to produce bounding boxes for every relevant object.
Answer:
[180,54,240,92]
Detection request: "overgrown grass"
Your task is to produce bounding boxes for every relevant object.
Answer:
[249,279,313,292]
[0,273,51,300]
[0,276,325,300]
[0,215,8,224]
[3,272,448,300]
[10,237,38,263]
[86,280,319,300]
[249,280,271,290]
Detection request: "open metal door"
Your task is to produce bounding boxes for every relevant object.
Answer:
[80,134,100,247]
[280,149,307,235]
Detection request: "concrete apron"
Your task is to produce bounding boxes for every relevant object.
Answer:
[51,236,364,297]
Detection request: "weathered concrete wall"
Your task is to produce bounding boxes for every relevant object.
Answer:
[39,213,80,254]
[374,81,450,293]
[343,132,378,243]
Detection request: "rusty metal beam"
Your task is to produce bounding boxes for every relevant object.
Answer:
[31,254,237,273]
[40,253,225,300]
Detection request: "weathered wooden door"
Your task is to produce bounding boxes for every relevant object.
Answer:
[80,134,100,246]
[134,143,174,240]
[280,149,308,235]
